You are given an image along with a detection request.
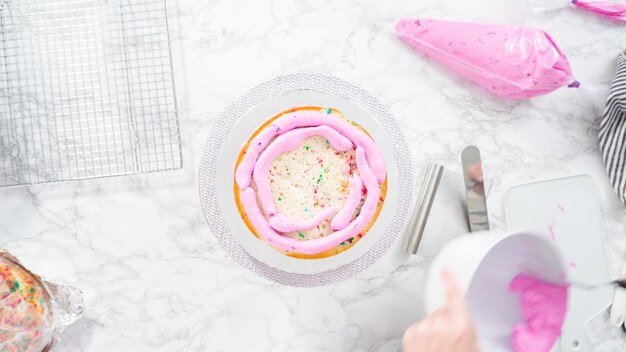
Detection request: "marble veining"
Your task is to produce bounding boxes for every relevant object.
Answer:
[1,0,626,351]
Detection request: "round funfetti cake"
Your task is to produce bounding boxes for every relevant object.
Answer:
[234,106,387,259]
[0,255,54,352]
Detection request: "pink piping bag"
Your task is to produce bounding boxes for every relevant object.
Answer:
[572,0,626,22]
[395,19,579,100]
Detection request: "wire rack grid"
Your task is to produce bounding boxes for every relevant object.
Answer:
[0,0,182,187]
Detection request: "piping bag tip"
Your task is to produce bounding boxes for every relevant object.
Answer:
[395,18,425,37]
[568,80,581,88]
[395,19,410,34]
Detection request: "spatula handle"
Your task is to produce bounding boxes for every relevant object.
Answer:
[614,279,626,290]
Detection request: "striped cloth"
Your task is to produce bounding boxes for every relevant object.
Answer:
[599,51,626,206]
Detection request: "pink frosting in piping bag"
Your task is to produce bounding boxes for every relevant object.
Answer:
[235,110,386,189]
[395,19,577,99]
[572,0,626,22]
[239,146,381,254]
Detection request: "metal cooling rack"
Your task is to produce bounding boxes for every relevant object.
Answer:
[0,0,181,187]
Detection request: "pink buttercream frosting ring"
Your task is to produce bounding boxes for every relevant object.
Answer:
[268,207,338,233]
[235,111,387,255]
[239,146,381,255]
[252,125,354,216]
[235,110,387,188]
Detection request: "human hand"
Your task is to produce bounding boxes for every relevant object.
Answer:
[402,271,479,352]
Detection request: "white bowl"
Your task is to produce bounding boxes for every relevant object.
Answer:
[424,230,566,351]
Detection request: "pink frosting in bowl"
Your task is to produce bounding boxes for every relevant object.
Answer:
[509,274,569,352]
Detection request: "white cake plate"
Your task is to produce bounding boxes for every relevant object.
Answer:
[199,74,413,286]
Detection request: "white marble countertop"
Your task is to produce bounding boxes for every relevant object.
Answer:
[2,0,626,351]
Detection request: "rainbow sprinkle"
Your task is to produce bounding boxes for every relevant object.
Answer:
[0,262,46,314]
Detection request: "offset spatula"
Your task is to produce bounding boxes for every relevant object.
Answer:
[461,146,489,232]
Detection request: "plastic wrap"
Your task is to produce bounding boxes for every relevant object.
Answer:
[0,251,83,352]
[572,0,626,22]
[395,19,578,100]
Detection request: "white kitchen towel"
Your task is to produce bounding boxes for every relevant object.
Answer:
[599,51,626,206]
